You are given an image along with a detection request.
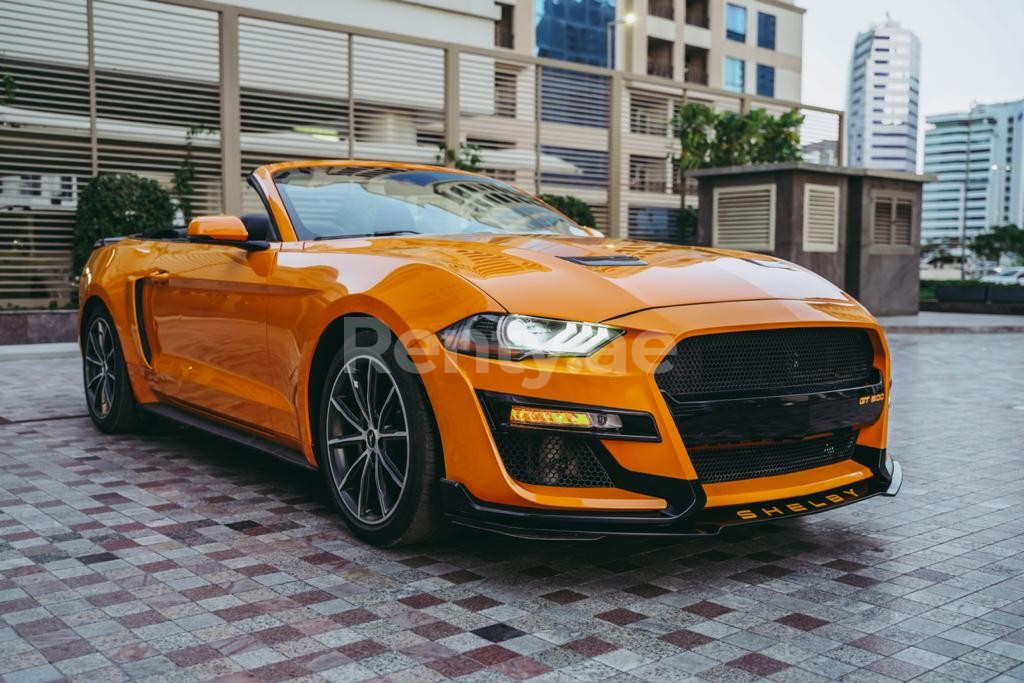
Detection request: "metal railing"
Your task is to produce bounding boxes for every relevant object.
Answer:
[0,0,844,305]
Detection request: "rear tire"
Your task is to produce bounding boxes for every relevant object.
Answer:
[316,325,446,547]
[82,307,142,433]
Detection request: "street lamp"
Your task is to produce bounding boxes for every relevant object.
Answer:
[606,12,636,70]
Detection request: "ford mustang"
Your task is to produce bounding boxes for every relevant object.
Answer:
[79,160,901,546]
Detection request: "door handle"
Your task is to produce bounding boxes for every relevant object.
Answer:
[146,269,170,282]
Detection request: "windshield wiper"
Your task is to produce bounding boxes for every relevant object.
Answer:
[314,230,421,240]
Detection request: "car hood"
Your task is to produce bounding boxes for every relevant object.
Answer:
[308,234,852,322]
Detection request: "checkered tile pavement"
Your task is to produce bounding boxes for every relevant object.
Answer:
[1,333,1023,682]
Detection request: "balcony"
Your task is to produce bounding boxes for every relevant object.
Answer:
[647,37,674,80]
[648,0,674,20]
[685,0,710,28]
[494,3,514,48]
[630,155,669,193]
[647,61,674,79]
[685,44,709,85]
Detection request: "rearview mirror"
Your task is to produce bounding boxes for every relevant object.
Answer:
[187,215,249,242]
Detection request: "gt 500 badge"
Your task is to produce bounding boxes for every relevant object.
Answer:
[735,487,861,521]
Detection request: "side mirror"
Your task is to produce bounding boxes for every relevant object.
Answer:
[187,216,268,251]
[188,215,249,241]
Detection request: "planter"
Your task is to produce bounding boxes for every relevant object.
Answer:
[0,310,78,345]
[936,285,987,303]
[988,286,1024,304]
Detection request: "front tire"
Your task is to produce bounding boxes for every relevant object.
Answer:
[82,307,141,433]
[317,329,445,546]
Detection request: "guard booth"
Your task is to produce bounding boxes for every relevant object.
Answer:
[688,162,934,316]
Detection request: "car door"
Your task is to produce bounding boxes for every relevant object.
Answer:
[141,238,276,433]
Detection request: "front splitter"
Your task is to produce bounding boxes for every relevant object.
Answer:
[439,459,902,541]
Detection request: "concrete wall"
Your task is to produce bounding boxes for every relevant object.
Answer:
[846,176,924,316]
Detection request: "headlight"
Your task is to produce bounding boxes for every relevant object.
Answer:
[439,313,624,360]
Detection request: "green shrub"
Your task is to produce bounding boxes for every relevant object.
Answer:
[539,194,595,228]
[73,174,175,272]
[678,207,699,244]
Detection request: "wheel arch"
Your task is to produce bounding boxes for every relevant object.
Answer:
[305,310,446,477]
[79,294,114,349]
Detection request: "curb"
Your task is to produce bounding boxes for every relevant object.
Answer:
[0,342,80,361]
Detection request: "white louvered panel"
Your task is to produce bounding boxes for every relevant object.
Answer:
[802,183,839,252]
[94,0,222,218]
[713,185,775,251]
[239,17,350,169]
[0,0,89,304]
[352,36,444,164]
[459,54,537,190]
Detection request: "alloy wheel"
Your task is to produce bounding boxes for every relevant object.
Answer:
[84,317,117,419]
[324,355,410,525]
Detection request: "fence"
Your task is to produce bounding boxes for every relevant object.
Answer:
[0,0,844,306]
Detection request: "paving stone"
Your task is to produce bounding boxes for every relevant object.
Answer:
[0,334,1021,681]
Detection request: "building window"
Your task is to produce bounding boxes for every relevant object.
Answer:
[685,0,709,28]
[726,4,746,42]
[724,57,745,93]
[629,206,683,242]
[757,12,775,49]
[494,3,513,49]
[685,44,709,85]
[648,0,674,20]
[756,64,774,97]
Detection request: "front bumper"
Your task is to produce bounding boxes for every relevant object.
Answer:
[440,454,901,540]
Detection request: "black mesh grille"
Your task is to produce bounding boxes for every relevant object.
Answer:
[494,431,613,488]
[656,327,874,400]
[688,431,858,483]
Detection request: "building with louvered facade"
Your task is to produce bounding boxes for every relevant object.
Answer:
[0,0,839,306]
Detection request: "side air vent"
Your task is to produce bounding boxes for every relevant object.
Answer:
[133,279,153,365]
[802,184,840,253]
[712,184,776,251]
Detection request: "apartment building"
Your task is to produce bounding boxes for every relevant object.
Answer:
[845,18,921,173]
[511,0,802,100]
[921,100,1024,245]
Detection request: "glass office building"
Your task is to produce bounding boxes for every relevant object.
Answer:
[535,0,616,68]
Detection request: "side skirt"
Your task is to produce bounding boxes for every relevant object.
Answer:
[140,404,315,471]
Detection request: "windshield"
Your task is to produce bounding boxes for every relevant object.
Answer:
[273,166,587,241]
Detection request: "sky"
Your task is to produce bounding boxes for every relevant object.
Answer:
[796,0,1024,170]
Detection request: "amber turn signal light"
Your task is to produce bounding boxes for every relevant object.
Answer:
[509,406,623,430]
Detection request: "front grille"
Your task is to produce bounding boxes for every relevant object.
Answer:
[494,431,613,488]
[688,431,858,483]
[656,327,874,400]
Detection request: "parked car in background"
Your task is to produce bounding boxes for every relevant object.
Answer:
[981,267,1024,285]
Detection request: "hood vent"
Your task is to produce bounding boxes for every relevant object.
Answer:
[559,255,647,267]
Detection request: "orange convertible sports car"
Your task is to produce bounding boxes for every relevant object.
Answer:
[79,160,901,546]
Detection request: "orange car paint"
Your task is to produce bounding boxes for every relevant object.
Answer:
[79,160,892,517]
